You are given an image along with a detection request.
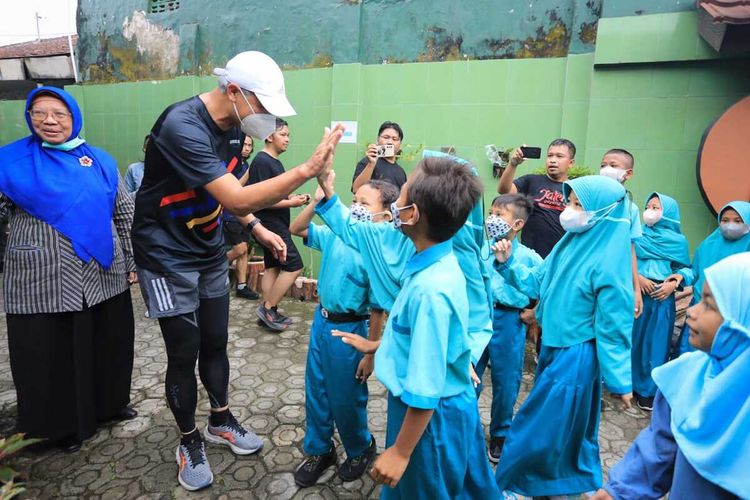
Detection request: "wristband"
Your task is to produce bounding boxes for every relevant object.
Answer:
[247,218,262,232]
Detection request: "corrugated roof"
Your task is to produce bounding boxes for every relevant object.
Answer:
[698,1,750,24]
[0,35,78,60]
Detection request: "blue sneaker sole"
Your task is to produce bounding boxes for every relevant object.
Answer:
[175,446,213,491]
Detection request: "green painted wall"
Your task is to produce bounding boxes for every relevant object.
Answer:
[75,0,692,83]
[2,11,749,275]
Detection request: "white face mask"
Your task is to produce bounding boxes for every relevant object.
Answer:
[560,200,620,233]
[720,222,750,241]
[350,203,373,223]
[485,214,513,241]
[643,208,662,227]
[233,90,278,140]
[600,166,627,183]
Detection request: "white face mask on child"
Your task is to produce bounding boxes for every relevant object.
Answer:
[485,214,513,241]
[643,208,662,227]
[720,222,750,241]
[600,166,626,183]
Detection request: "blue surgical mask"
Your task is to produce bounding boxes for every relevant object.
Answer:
[485,214,512,241]
[350,203,373,223]
[390,202,418,229]
[42,136,86,151]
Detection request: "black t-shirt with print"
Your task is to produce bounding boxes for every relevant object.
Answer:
[132,96,244,272]
[513,174,566,258]
[351,157,407,192]
[247,151,289,228]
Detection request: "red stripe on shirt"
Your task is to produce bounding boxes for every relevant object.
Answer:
[160,189,197,207]
[226,157,238,173]
[201,220,219,233]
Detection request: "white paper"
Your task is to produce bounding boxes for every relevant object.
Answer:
[331,121,358,144]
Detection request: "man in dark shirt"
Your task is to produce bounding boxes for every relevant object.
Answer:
[132,51,343,492]
[248,119,309,330]
[221,133,259,300]
[496,138,576,258]
[351,121,407,192]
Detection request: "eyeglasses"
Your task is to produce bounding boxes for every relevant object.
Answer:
[28,109,72,121]
[379,134,401,142]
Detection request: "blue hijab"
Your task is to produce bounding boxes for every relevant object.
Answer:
[690,201,750,303]
[0,87,119,268]
[652,252,750,499]
[634,192,690,267]
[536,175,634,392]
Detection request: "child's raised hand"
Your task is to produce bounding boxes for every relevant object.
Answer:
[314,185,325,202]
[492,239,513,263]
[332,330,380,354]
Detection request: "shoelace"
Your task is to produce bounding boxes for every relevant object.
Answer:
[184,439,206,466]
[225,413,248,437]
[303,454,323,472]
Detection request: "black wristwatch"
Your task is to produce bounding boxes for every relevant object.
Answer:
[247,218,262,232]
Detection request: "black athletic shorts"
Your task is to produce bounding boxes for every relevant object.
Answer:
[259,221,303,272]
[223,220,251,246]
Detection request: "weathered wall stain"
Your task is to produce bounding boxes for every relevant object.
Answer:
[75,0,693,82]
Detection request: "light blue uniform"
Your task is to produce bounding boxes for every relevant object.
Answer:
[302,223,372,459]
[675,201,750,356]
[632,193,691,398]
[474,238,541,439]
[628,199,643,241]
[607,252,750,499]
[495,176,633,497]
[315,192,493,363]
[375,240,500,499]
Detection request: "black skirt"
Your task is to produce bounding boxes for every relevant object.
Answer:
[6,289,135,442]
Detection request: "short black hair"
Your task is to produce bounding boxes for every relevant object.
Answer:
[548,138,576,159]
[275,118,288,130]
[365,180,400,208]
[604,148,635,168]
[491,194,534,221]
[408,157,482,242]
[378,121,403,141]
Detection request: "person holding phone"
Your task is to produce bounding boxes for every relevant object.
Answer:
[351,121,407,193]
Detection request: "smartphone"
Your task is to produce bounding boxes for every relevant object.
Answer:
[520,146,542,159]
[376,144,396,158]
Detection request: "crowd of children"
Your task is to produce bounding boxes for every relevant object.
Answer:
[277,141,749,499]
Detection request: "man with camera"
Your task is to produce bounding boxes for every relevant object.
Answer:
[351,121,407,192]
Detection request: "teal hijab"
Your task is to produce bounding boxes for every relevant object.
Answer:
[652,252,750,499]
[691,201,750,302]
[634,192,690,267]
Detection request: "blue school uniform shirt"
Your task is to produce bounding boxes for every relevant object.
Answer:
[316,193,493,363]
[375,240,472,409]
[305,223,370,315]
[628,200,642,241]
[497,176,634,394]
[634,192,692,282]
[483,238,542,310]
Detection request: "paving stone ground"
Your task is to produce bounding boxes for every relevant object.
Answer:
[0,285,650,499]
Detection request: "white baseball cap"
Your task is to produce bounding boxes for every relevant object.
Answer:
[213,51,296,117]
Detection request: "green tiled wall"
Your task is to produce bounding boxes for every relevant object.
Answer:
[1,49,748,273]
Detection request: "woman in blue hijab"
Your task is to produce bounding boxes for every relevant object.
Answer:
[0,87,137,453]
[673,201,750,357]
[631,193,691,411]
[596,252,750,500]
[491,175,633,498]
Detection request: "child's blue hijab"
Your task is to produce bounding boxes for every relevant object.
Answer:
[691,201,750,302]
[652,252,750,499]
[0,86,119,268]
[634,192,690,267]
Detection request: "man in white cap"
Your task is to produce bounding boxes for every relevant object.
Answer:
[131,51,343,491]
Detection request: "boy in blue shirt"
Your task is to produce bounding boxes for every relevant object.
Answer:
[335,157,500,498]
[288,176,398,487]
[475,194,542,463]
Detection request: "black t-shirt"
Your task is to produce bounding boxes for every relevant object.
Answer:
[248,151,288,227]
[351,157,407,192]
[218,129,248,223]
[132,96,243,272]
[513,174,566,258]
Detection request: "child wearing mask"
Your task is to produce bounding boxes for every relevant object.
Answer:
[475,194,542,463]
[673,201,750,356]
[341,156,500,498]
[492,175,633,498]
[288,176,398,487]
[593,252,750,500]
[599,148,644,319]
[631,193,691,411]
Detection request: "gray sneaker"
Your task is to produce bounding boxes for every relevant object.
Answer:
[176,439,213,491]
[204,413,263,455]
[256,303,287,331]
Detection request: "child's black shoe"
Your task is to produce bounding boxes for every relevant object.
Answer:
[293,445,337,487]
[488,436,505,464]
[338,436,377,482]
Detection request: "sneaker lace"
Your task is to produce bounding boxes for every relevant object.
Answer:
[184,439,206,467]
[303,454,322,472]
[347,454,363,468]
[225,413,248,437]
